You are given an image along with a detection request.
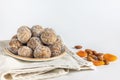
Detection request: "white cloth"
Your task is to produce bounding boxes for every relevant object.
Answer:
[0,41,95,80]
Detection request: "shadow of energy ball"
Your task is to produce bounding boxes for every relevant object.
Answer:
[17,26,32,44]
[31,25,44,37]
[34,45,51,58]
[18,46,33,58]
[40,28,57,45]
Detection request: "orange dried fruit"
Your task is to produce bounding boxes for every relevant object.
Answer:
[92,61,105,66]
[103,54,117,62]
[77,50,87,57]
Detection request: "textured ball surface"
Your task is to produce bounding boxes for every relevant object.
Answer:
[27,37,42,50]
[18,46,33,58]
[31,25,44,37]
[41,28,57,45]
[17,26,32,43]
[34,45,51,58]
[9,38,22,54]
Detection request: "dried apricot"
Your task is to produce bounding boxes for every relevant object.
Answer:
[103,54,117,62]
[93,61,104,66]
[77,50,87,57]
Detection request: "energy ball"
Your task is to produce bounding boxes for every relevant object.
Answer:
[55,36,62,45]
[18,46,33,58]
[27,37,42,50]
[11,34,17,39]
[34,45,51,58]
[17,26,32,44]
[50,44,62,57]
[9,38,22,55]
[41,28,57,45]
[31,25,44,37]
[49,36,63,57]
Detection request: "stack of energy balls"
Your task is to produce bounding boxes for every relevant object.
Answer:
[8,25,63,58]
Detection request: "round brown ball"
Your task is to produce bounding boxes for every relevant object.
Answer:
[49,36,63,57]
[55,36,62,45]
[40,28,57,45]
[17,26,32,44]
[34,45,51,58]
[31,25,44,37]
[27,37,42,50]
[18,46,33,58]
[9,38,22,55]
[11,34,17,39]
[50,43,62,57]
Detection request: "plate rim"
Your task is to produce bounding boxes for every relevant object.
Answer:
[4,48,66,62]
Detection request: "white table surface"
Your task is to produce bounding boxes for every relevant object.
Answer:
[0,0,120,80]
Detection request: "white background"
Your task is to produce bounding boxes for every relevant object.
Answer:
[0,0,120,80]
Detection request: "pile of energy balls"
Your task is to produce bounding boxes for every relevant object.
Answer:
[8,25,64,58]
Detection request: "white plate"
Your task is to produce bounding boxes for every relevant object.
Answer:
[4,48,66,62]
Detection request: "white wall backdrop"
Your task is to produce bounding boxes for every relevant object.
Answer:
[0,0,120,52]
